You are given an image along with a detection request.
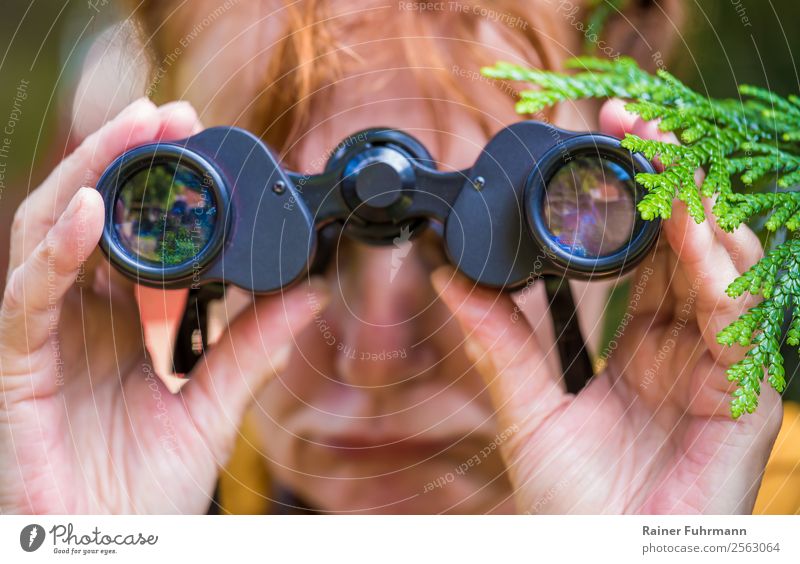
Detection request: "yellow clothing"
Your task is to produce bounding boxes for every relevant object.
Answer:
[218,413,273,515]
[219,402,800,514]
[754,401,800,514]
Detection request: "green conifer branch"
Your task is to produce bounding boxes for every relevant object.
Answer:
[483,56,800,417]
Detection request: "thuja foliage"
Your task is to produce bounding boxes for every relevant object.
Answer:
[483,56,800,418]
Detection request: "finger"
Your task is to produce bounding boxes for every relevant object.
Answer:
[597,109,678,319]
[0,188,104,377]
[632,117,683,171]
[599,103,758,369]
[598,98,640,139]
[430,266,566,428]
[715,227,763,274]
[618,117,753,366]
[664,195,755,367]
[10,99,200,271]
[703,200,763,274]
[153,100,202,140]
[601,104,682,171]
[181,277,330,462]
[630,125,764,275]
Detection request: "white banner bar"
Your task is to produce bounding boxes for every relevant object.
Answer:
[1,515,798,563]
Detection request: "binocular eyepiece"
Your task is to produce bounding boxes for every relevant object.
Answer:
[97,121,660,293]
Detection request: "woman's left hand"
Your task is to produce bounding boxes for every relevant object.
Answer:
[431,99,784,514]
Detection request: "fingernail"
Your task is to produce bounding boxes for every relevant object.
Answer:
[119,97,153,118]
[463,338,486,364]
[157,100,197,124]
[159,100,194,113]
[430,265,455,296]
[464,339,495,377]
[61,189,87,222]
[270,343,293,372]
[130,96,152,109]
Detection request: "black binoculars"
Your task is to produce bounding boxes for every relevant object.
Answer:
[95,121,660,388]
[97,120,658,292]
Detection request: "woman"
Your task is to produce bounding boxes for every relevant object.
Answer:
[0,0,794,514]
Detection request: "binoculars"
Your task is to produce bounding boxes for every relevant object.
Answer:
[96,120,659,293]
[95,121,660,389]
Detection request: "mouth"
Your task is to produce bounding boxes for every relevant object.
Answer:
[316,434,469,460]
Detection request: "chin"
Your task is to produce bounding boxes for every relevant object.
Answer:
[280,452,515,514]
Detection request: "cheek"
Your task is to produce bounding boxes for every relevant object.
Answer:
[250,304,354,466]
[255,323,341,420]
[249,350,330,481]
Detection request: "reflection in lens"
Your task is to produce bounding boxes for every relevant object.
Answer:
[113,161,217,267]
[542,156,636,258]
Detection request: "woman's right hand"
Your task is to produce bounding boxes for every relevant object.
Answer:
[0,98,327,514]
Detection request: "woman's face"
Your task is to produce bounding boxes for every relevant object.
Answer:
[171,0,604,513]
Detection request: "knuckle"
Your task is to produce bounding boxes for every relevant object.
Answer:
[69,143,100,185]
[32,235,56,271]
[8,201,36,269]
[69,138,92,165]
[79,101,160,180]
[11,200,31,236]
[747,235,764,261]
[2,265,25,315]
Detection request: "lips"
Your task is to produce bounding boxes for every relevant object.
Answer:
[316,434,469,459]
[281,383,500,464]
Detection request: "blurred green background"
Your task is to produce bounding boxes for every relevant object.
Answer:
[0,0,798,400]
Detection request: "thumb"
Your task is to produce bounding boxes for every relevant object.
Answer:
[0,187,104,388]
[182,277,330,460]
[430,266,566,428]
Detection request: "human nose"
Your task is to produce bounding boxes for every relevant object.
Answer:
[333,241,437,388]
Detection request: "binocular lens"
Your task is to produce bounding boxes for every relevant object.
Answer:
[542,156,636,258]
[113,161,218,267]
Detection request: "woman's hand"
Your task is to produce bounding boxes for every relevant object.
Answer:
[0,99,327,514]
[431,99,783,514]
